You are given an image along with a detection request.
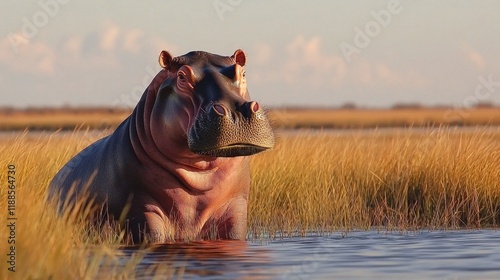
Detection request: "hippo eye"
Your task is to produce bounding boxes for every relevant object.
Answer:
[176,69,195,92]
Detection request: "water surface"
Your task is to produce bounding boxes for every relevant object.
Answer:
[109,230,500,279]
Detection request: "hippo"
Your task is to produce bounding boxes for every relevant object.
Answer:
[48,49,274,243]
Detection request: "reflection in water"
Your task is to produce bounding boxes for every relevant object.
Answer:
[114,240,274,279]
[96,230,500,279]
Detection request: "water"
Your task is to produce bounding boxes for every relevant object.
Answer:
[107,230,500,279]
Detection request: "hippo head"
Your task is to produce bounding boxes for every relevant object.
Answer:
[154,49,274,157]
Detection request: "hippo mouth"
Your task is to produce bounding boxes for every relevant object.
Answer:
[191,143,271,157]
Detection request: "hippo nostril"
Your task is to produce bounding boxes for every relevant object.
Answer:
[236,101,260,118]
[213,104,227,116]
[250,101,259,113]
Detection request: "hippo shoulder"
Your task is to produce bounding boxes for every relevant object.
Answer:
[48,136,123,208]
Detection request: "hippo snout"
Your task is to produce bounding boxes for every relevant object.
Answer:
[188,100,274,157]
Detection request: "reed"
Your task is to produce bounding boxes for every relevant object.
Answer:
[0,127,499,277]
[248,127,500,237]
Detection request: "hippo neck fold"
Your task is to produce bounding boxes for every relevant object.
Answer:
[127,71,235,193]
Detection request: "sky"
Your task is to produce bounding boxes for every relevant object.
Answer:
[1,0,500,108]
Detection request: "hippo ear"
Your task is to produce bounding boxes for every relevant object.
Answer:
[159,50,173,69]
[232,49,246,67]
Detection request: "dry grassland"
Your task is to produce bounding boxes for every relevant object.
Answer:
[2,107,500,130]
[270,107,500,129]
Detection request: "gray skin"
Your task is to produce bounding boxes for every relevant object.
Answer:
[48,49,274,243]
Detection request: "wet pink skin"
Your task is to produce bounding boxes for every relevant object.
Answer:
[127,52,251,241]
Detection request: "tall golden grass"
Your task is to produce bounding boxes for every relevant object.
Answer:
[249,127,500,237]
[0,126,499,277]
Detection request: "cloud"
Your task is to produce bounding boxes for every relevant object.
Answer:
[99,22,120,51]
[282,35,347,88]
[0,38,55,75]
[94,21,176,55]
[248,35,427,93]
[63,35,83,54]
[374,63,428,88]
[461,44,485,70]
[123,28,144,53]
[0,20,179,78]
[75,21,170,57]
[340,58,429,89]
